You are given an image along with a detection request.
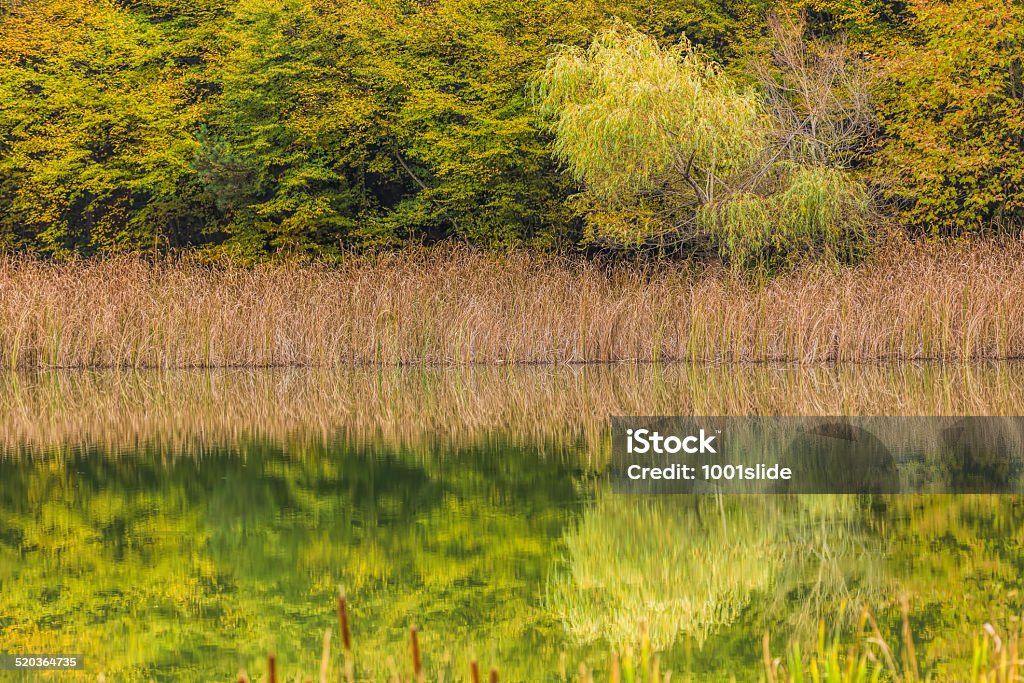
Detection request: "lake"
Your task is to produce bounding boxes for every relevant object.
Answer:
[3,364,1024,681]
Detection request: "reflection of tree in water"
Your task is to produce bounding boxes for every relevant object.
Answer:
[0,438,581,680]
[547,496,779,650]
[6,430,1024,680]
[938,418,1024,493]
[547,494,886,650]
[769,496,886,635]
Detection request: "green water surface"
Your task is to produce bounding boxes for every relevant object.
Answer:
[2,365,1024,681]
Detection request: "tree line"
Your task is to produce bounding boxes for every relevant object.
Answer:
[1,0,1022,264]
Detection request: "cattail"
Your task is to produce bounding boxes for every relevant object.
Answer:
[338,592,352,652]
[610,651,621,683]
[268,654,277,683]
[237,671,250,683]
[488,666,498,683]
[410,625,424,682]
[470,659,481,683]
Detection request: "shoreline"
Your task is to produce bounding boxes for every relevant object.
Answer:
[4,354,1024,369]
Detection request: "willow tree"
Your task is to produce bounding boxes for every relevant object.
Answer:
[545,494,880,653]
[545,496,781,650]
[533,20,874,269]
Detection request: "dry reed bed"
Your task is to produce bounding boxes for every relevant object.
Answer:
[1,241,1024,368]
[2,364,1023,459]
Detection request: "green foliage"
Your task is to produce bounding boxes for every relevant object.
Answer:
[534,23,873,269]
[786,0,908,37]
[533,23,763,205]
[0,0,1021,257]
[331,0,593,249]
[698,165,872,269]
[0,0,871,259]
[873,0,1024,234]
[592,0,769,58]
[196,0,389,258]
[0,0,213,254]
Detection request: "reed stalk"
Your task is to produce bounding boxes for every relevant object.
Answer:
[251,592,1020,682]
[411,625,425,683]
[2,241,1024,368]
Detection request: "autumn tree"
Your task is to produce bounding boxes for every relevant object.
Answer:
[874,0,1024,234]
[0,0,214,254]
[533,21,873,269]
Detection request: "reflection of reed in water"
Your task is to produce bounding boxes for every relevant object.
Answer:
[2,363,1024,459]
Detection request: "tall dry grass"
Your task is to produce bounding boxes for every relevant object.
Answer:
[1,241,1024,367]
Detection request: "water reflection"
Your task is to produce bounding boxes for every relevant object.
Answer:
[1,438,580,681]
[1,366,1024,681]
[548,493,893,653]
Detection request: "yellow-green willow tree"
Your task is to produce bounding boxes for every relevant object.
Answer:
[533,20,874,270]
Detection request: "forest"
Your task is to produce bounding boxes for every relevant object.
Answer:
[1,0,1022,266]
